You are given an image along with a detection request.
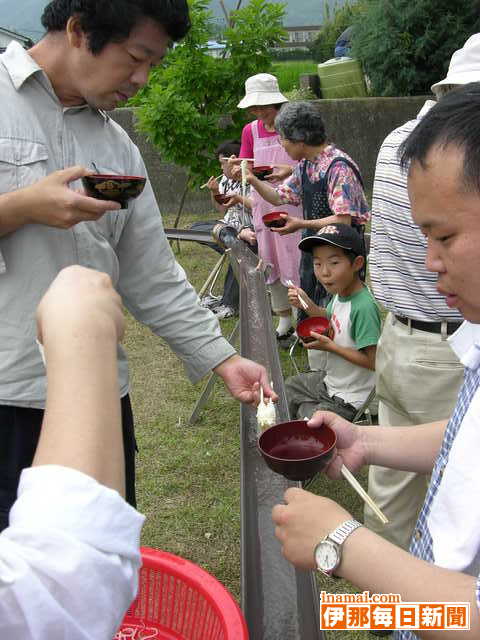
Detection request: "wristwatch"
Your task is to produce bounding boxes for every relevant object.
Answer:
[314,519,362,577]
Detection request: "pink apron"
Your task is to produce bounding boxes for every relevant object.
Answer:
[251,120,302,286]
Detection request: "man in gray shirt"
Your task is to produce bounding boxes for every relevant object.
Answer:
[0,0,275,530]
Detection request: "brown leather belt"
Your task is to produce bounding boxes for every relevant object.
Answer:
[394,315,462,336]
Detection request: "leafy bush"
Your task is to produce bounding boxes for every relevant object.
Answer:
[352,0,480,96]
[132,0,287,187]
[309,0,365,63]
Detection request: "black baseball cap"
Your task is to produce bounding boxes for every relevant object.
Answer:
[298,224,364,256]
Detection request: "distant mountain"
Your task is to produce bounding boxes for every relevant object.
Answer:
[0,0,351,42]
[208,0,351,28]
[0,0,46,41]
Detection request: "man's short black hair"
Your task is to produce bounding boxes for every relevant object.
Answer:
[400,82,480,195]
[41,0,190,54]
[215,140,241,158]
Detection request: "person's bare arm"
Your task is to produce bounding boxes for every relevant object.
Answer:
[272,213,352,236]
[0,166,120,237]
[34,265,125,496]
[273,488,480,639]
[363,420,448,475]
[309,411,448,479]
[306,339,376,370]
[247,173,283,206]
[302,213,352,229]
[342,526,479,639]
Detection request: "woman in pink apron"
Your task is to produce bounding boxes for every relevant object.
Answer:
[236,74,303,340]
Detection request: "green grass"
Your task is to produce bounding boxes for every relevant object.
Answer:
[272,59,319,92]
[124,209,371,638]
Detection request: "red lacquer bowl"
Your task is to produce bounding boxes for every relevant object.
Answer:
[252,165,273,180]
[258,419,336,481]
[297,316,330,343]
[262,211,287,229]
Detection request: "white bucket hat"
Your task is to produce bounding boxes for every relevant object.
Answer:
[237,73,288,109]
[431,33,480,92]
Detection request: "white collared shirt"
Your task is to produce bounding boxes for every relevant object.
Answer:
[428,323,480,574]
[398,322,480,640]
[0,465,145,639]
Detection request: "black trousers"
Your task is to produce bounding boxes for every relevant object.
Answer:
[0,395,136,532]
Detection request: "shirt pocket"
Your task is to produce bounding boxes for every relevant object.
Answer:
[0,139,49,275]
[0,138,49,193]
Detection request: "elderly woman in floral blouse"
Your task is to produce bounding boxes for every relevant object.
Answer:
[245,100,370,314]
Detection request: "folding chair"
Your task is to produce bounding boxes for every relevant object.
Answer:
[197,250,229,301]
[288,335,320,376]
[352,387,378,425]
[288,335,302,375]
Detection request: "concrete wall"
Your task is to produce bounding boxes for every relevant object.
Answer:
[110,96,428,217]
[314,96,428,191]
[110,108,211,218]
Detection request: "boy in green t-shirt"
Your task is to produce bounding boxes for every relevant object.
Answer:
[286,224,381,420]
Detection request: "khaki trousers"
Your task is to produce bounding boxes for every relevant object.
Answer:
[365,313,464,549]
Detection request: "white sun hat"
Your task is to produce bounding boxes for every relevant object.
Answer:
[431,33,480,92]
[237,73,288,109]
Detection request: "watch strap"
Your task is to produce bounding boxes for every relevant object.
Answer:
[328,519,362,545]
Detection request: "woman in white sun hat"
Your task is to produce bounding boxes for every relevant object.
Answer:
[234,73,303,342]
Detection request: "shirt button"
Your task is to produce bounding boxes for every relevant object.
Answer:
[414,529,422,541]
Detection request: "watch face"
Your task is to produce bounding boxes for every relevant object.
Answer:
[315,541,339,572]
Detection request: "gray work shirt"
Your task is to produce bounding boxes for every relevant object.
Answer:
[0,42,236,408]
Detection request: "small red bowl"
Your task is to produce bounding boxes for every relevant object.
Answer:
[252,165,273,180]
[214,193,234,205]
[258,420,336,481]
[297,316,330,343]
[82,174,146,207]
[262,211,287,229]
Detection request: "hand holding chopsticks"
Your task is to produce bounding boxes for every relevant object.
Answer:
[301,411,389,525]
[200,173,223,190]
[286,279,309,311]
[296,292,309,311]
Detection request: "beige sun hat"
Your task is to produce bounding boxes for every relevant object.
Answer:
[237,73,288,109]
[431,33,480,92]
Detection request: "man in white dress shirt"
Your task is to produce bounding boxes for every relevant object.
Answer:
[272,84,480,640]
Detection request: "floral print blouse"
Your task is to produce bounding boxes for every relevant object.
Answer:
[276,144,370,223]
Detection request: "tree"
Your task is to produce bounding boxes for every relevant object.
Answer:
[309,0,365,64]
[132,0,287,190]
[351,0,480,96]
